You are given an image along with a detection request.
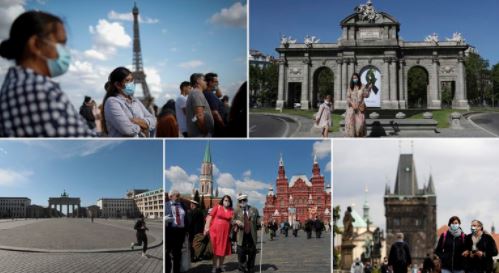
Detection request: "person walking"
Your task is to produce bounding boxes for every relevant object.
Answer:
[464,219,498,273]
[0,11,93,137]
[344,73,372,137]
[388,233,412,273]
[267,219,278,241]
[315,95,333,137]
[233,194,260,273]
[435,216,467,273]
[292,220,300,237]
[204,195,234,273]
[314,216,323,239]
[131,214,149,258]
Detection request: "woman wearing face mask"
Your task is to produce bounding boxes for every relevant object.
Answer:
[315,94,333,138]
[204,195,234,273]
[344,73,372,137]
[435,216,467,273]
[464,220,498,273]
[102,67,156,137]
[0,11,93,137]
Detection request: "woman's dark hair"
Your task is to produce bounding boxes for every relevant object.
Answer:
[219,195,233,208]
[448,216,461,226]
[226,82,247,137]
[101,67,132,135]
[0,11,63,63]
[158,99,176,118]
[350,73,362,90]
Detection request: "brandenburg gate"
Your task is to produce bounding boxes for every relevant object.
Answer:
[48,190,81,217]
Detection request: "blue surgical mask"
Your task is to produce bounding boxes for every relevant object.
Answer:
[123,82,135,96]
[450,224,459,231]
[471,226,477,234]
[353,79,359,84]
[44,42,71,78]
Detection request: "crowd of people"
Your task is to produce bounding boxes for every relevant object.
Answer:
[266,216,329,240]
[352,216,499,273]
[164,191,261,273]
[0,11,247,138]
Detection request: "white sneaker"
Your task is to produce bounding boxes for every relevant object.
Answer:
[130,242,135,250]
[142,252,149,258]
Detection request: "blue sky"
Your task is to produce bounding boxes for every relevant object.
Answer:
[165,140,331,211]
[0,0,247,108]
[250,0,499,65]
[0,140,162,207]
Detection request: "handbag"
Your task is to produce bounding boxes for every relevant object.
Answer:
[315,106,326,125]
[180,234,191,272]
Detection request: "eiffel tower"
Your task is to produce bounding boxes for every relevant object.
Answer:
[132,2,153,111]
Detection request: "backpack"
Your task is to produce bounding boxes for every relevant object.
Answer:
[395,242,407,266]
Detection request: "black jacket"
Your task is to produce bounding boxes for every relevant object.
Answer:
[79,104,96,129]
[465,233,498,273]
[187,208,205,236]
[435,230,467,271]
[134,219,148,235]
[388,241,412,271]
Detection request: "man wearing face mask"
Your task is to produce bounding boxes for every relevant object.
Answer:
[435,216,467,273]
[233,194,260,273]
[0,11,94,137]
[464,220,498,273]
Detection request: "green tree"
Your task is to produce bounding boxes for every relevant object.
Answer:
[407,67,428,108]
[249,63,279,107]
[441,83,453,108]
[316,68,334,106]
[465,52,490,106]
[491,63,499,107]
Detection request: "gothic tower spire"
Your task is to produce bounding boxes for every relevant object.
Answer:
[200,142,213,196]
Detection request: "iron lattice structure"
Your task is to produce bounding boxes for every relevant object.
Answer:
[132,2,154,111]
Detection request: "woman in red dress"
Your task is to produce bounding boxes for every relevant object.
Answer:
[204,195,234,273]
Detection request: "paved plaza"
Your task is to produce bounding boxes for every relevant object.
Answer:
[183,231,331,273]
[0,218,163,273]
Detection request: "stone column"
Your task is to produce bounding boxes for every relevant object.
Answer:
[301,53,310,110]
[277,57,285,108]
[389,58,398,109]
[334,59,343,109]
[398,59,406,109]
[382,58,390,108]
[453,52,470,109]
[429,53,441,109]
[72,204,74,217]
[348,58,355,85]
[342,60,348,102]
[66,204,69,217]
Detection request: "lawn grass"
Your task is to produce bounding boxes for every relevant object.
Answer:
[251,107,499,130]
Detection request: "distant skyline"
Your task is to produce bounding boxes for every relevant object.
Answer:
[0,0,247,107]
[0,140,162,207]
[250,0,499,65]
[165,140,331,211]
[334,139,499,234]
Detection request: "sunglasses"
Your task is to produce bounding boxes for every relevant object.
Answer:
[238,199,248,203]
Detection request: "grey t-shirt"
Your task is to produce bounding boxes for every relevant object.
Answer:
[186,89,214,137]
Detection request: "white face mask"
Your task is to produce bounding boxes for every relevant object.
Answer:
[240,201,248,208]
[223,200,230,207]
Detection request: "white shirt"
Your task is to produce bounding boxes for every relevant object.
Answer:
[170,201,185,228]
[175,94,188,134]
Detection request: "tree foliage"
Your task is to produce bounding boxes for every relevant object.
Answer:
[407,66,428,108]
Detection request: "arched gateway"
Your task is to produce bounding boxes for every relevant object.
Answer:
[276,0,469,110]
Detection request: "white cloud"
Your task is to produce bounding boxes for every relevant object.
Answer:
[209,2,247,29]
[243,170,251,178]
[20,140,123,158]
[313,140,331,159]
[325,161,331,172]
[170,47,177,52]
[217,173,236,188]
[108,10,159,24]
[0,169,33,186]
[0,0,25,40]
[165,166,198,194]
[179,60,205,69]
[84,19,131,61]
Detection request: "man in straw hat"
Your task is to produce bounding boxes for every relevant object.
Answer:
[233,194,261,273]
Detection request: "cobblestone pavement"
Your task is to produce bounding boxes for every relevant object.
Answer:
[0,218,164,273]
[181,231,331,273]
[0,244,163,273]
[0,218,162,251]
